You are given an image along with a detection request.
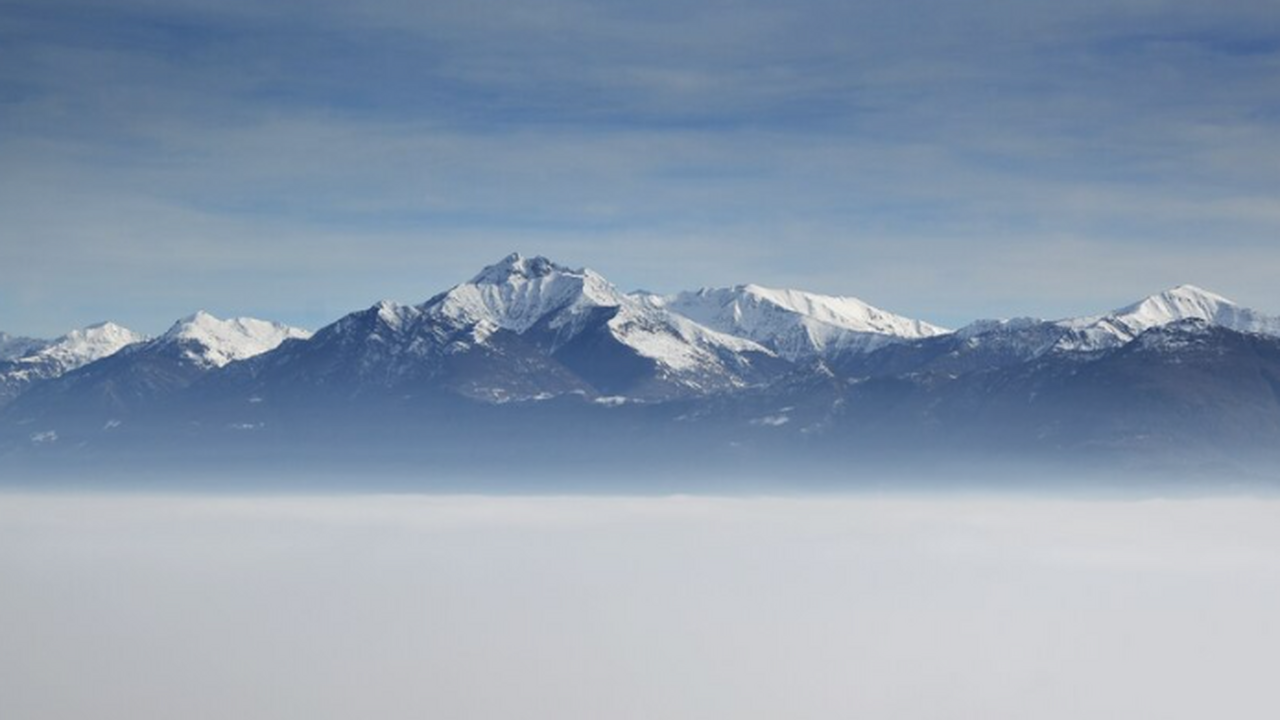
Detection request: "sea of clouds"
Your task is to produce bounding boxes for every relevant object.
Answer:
[2,493,1278,719]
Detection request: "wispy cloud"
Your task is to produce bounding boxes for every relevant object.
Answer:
[2,0,1279,334]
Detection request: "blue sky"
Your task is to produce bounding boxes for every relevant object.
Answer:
[2,0,1279,336]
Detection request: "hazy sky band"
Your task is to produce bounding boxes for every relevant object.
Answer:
[2,0,1279,336]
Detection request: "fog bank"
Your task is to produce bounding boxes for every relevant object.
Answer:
[2,494,1278,719]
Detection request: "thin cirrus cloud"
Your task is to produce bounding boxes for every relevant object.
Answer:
[1,0,1279,336]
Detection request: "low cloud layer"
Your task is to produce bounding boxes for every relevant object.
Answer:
[2,493,1279,719]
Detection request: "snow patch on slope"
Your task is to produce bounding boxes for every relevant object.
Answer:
[608,305,768,374]
[651,284,948,361]
[955,317,1045,339]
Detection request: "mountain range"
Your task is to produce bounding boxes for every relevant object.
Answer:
[4,254,1280,486]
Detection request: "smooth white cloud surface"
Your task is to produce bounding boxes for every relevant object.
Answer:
[2,493,1279,719]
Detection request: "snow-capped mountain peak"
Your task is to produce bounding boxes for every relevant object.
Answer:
[255,254,784,402]
[18,322,145,372]
[1112,285,1242,331]
[51,321,143,356]
[652,284,948,361]
[1058,285,1280,349]
[471,253,573,285]
[435,253,623,334]
[0,322,146,397]
[160,311,311,368]
[407,254,780,394]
